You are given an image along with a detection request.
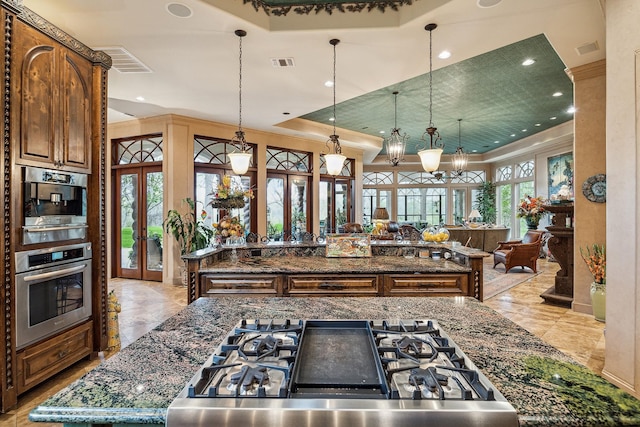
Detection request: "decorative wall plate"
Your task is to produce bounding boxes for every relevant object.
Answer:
[582,174,606,203]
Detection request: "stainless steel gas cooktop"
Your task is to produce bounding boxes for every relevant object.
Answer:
[166,319,518,427]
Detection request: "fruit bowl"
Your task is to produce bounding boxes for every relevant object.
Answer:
[421,227,450,243]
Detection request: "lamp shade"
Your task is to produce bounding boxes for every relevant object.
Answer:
[324,153,346,176]
[228,152,252,175]
[468,209,481,220]
[372,207,390,221]
[417,148,443,173]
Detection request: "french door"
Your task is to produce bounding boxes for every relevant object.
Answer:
[266,173,310,240]
[113,165,163,281]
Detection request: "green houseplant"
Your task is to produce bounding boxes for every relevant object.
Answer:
[164,198,214,255]
[475,181,497,224]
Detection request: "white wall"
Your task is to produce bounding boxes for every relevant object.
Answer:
[602,0,639,397]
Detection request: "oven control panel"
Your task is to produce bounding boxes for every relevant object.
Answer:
[15,243,92,273]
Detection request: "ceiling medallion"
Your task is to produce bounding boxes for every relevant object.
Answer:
[242,0,415,16]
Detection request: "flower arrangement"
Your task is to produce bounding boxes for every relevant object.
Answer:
[213,215,245,239]
[214,175,254,200]
[580,244,606,285]
[210,175,254,209]
[517,195,547,221]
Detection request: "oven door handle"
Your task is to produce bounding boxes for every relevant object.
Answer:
[22,264,88,282]
[24,225,88,233]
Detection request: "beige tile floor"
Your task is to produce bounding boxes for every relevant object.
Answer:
[0,259,605,427]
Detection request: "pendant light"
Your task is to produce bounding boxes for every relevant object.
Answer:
[385,91,407,167]
[451,118,469,176]
[228,29,252,175]
[324,38,346,176]
[417,23,444,173]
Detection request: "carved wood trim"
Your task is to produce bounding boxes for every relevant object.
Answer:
[1,8,16,410]
[16,6,111,69]
[97,66,108,349]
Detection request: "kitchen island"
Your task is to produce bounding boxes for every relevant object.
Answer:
[184,240,488,301]
[30,297,640,426]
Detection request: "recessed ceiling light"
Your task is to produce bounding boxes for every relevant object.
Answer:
[522,129,527,132]
[534,123,541,126]
[166,2,192,18]
[550,116,557,120]
[567,106,576,114]
[135,96,145,102]
[329,117,335,122]
[522,58,535,66]
[553,91,563,97]
[324,80,334,87]
[510,133,516,137]
[438,50,451,59]
[379,130,385,134]
[472,149,478,153]
[494,140,500,144]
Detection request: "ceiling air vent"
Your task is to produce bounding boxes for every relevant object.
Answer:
[94,46,152,73]
[271,58,295,68]
[575,41,600,56]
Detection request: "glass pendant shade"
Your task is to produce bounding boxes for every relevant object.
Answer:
[325,153,346,176]
[452,146,468,174]
[418,148,443,173]
[229,152,252,175]
[386,132,406,167]
[451,118,468,175]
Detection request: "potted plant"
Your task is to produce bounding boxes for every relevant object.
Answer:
[474,181,496,224]
[164,198,214,255]
[580,244,606,322]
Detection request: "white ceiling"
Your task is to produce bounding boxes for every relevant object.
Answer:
[22,0,605,163]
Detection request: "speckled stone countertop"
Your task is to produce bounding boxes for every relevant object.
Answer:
[30,297,640,426]
[199,255,471,274]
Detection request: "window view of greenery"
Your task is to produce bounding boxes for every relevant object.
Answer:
[120,173,164,269]
[517,181,535,237]
[498,184,512,229]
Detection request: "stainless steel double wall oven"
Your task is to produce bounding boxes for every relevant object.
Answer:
[15,166,92,349]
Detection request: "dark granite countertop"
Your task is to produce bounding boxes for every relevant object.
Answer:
[29,297,640,426]
[199,255,471,274]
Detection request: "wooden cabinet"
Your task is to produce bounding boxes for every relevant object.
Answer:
[16,321,93,394]
[200,274,281,296]
[383,273,468,297]
[11,20,92,172]
[286,275,380,296]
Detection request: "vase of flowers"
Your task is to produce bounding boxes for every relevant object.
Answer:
[213,215,245,244]
[517,195,546,229]
[581,244,606,322]
[209,175,254,210]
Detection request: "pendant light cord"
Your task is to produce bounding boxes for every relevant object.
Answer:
[238,32,243,133]
[428,27,433,128]
[332,39,337,136]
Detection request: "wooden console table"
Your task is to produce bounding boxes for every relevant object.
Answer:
[541,204,574,307]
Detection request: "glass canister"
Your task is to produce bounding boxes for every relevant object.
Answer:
[422,226,450,243]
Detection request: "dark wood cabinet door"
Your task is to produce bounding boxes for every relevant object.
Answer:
[12,21,92,172]
[12,21,58,166]
[61,48,92,170]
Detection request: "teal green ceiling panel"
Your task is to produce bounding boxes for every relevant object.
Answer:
[242,0,414,15]
[300,34,574,156]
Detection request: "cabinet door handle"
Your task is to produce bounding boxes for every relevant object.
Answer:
[319,283,345,290]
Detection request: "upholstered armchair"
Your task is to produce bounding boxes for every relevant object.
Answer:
[493,230,544,273]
